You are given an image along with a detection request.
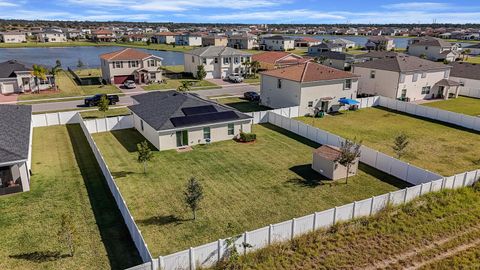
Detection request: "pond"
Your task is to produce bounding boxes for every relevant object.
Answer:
[0,46,185,69]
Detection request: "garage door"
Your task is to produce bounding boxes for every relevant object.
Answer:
[0,83,15,94]
[113,75,133,84]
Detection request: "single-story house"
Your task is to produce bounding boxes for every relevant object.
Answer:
[295,37,322,47]
[260,62,360,115]
[312,145,359,180]
[0,60,53,94]
[128,91,253,151]
[0,104,32,196]
[308,43,343,56]
[252,51,309,70]
[0,31,27,43]
[100,48,163,84]
[353,55,460,101]
[184,46,252,79]
[448,62,480,97]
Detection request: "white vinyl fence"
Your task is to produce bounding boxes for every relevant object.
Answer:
[460,88,480,99]
[32,111,81,127]
[378,96,480,132]
[83,115,134,134]
[78,115,152,263]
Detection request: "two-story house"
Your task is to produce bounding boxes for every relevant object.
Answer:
[100,48,163,84]
[151,32,180,44]
[184,46,252,79]
[260,62,360,115]
[260,35,295,51]
[407,36,460,62]
[0,32,26,43]
[308,42,344,56]
[353,55,460,101]
[202,35,228,47]
[175,34,202,46]
[365,36,395,51]
[227,34,258,50]
[91,30,116,42]
[36,30,67,43]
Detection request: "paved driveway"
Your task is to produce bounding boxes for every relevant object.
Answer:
[116,84,146,94]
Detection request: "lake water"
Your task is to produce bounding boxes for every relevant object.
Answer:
[0,46,185,69]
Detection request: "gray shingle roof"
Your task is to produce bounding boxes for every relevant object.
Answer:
[316,51,352,60]
[0,60,32,78]
[354,55,450,73]
[262,35,293,41]
[311,43,343,49]
[128,91,252,131]
[409,36,453,47]
[465,43,480,49]
[0,105,32,164]
[186,46,252,57]
[449,62,480,80]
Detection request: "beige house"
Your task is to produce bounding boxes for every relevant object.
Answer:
[175,34,202,46]
[36,31,67,42]
[92,30,116,42]
[0,60,53,94]
[129,91,252,151]
[151,32,180,44]
[449,62,480,97]
[365,36,395,51]
[0,32,26,43]
[353,55,460,101]
[227,35,258,50]
[100,48,163,84]
[260,35,295,51]
[407,36,460,62]
[312,145,359,180]
[260,62,359,115]
[202,35,228,47]
[184,46,252,79]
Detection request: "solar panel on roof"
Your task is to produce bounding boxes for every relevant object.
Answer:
[182,105,217,116]
[171,111,239,128]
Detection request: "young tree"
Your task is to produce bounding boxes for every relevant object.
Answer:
[137,140,153,174]
[58,213,76,257]
[184,177,204,220]
[250,60,261,78]
[98,95,110,117]
[196,64,207,81]
[55,59,62,68]
[314,55,328,64]
[50,65,61,91]
[146,39,151,46]
[177,80,192,92]
[77,59,84,69]
[32,64,47,93]
[393,133,409,158]
[242,59,251,77]
[334,138,362,184]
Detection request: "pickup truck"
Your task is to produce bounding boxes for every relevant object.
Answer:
[84,94,120,107]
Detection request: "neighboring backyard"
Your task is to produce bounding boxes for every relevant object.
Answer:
[213,97,271,112]
[93,124,409,256]
[143,79,219,91]
[297,107,480,176]
[422,96,480,116]
[212,185,480,269]
[18,71,119,101]
[0,125,141,270]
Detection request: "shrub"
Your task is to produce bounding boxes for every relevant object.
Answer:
[239,132,256,142]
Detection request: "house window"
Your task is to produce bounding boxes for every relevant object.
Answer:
[115,61,123,68]
[227,123,234,135]
[444,70,449,78]
[459,81,465,87]
[401,89,407,98]
[308,101,313,107]
[223,57,230,64]
[202,58,207,64]
[277,79,282,89]
[214,58,218,63]
[412,73,418,82]
[234,57,239,64]
[203,127,211,140]
[140,120,144,131]
[344,79,352,90]
[421,86,431,94]
[149,59,156,67]
[399,74,405,83]
[150,72,156,79]
[421,72,427,78]
[370,70,376,79]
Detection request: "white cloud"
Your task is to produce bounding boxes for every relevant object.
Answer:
[203,9,345,22]
[0,0,17,7]
[381,2,450,10]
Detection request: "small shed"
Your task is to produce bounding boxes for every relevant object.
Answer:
[312,145,359,180]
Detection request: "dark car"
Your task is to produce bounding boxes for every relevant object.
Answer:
[244,91,260,101]
[84,94,120,107]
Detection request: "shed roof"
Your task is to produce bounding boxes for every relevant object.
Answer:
[313,145,341,161]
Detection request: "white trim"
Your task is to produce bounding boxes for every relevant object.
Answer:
[156,118,252,134]
[0,159,27,167]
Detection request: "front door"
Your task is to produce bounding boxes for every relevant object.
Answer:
[176,130,189,147]
[321,101,329,112]
[438,86,445,98]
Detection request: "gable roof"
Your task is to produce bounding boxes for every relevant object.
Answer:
[316,51,353,60]
[0,60,32,78]
[311,42,343,49]
[260,62,359,83]
[128,91,251,131]
[354,55,450,73]
[186,46,252,57]
[99,48,161,61]
[252,51,306,65]
[262,35,293,41]
[0,105,32,164]
[295,37,321,43]
[409,36,453,47]
[449,62,480,80]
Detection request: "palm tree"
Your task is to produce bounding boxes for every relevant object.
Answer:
[242,59,251,77]
[250,60,261,78]
[50,63,62,91]
[177,80,192,92]
[32,64,47,94]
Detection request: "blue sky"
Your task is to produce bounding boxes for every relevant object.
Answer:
[0,1,479,24]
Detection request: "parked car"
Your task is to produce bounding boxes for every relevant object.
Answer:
[244,91,260,101]
[84,94,120,107]
[227,73,244,83]
[123,80,136,89]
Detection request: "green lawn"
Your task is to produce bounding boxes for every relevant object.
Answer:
[422,96,480,116]
[162,65,184,73]
[213,185,480,270]
[213,97,271,112]
[143,79,219,91]
[93,124,408,256]
[17,71,119,101]
[80,107,131,119]
[0,125,141,270]
[74,68,102,78]
[464,56,480,64]
[297,107,480,176]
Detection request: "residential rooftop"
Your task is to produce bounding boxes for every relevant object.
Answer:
[186,46,252,57]
[99,48,161,61]
[354,55,450,73]
[260,62,359,82]
[0,105,32,164]
[0,60,33,78]
[449,62,480,80]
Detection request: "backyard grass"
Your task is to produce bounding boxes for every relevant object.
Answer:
[17,71,119,101]
[162,65,184,73]
[143,79,219,91]
[422,96,480,116]
[212,185,480,269]
[80,107,131,119]
[296,107,480,176]
[213,97,271,112]
[463,56,480,64]
[0,125,141,270]
[74,68,102,78]
[92,124,409,256]
[346,49,367,55]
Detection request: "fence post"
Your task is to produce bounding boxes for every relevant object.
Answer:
[369,196,375,216]
[189,247,195,270]
[217,239,223,262]
[404,187,409,203]
[333,207,337,225]
[243,232,248,255]
[441,177,447,190]
[291,218,296,240]
[158,256,165,270]
[57,112,61,125]
[352,201,357,219]
[312,212,317,230]
[462,173,468,187]
[268,224,273,244]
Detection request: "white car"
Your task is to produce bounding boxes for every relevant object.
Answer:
[123,80,136,89]
[227,73,244,83]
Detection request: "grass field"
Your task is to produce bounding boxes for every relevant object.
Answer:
[213,97,271,112]
[17,71,119,101]
[213,185,480,269]
[422,96,480,116]
[80,107,131,119]
[0,125,141,270]
[297,107,480,176]
[74,69,102,78]
[93,124,408,256]
[162,65,185,73]
[463,56,480,64]
[143,79,219,91]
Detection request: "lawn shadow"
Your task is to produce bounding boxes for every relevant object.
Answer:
[66,124,142,270]
[288,164,332,188]
[136,214,187,226]
[359,163,412,189]
[111,171,135,178]
[9,251,69,262]
[111,129,156,153]
[259,123,320,148]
